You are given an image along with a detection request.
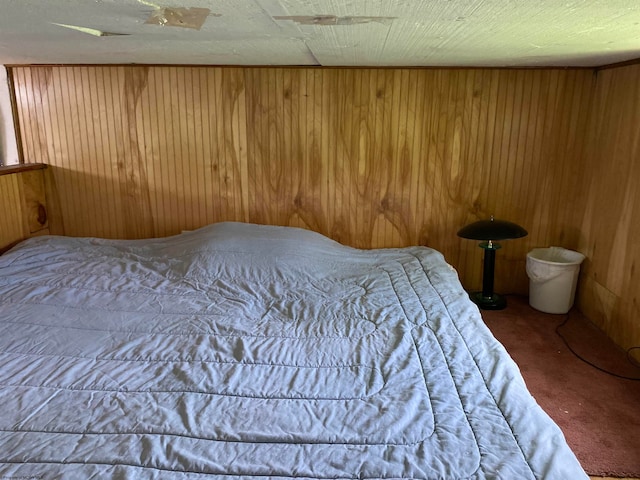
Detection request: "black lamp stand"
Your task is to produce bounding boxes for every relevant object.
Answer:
[468,240,506,310]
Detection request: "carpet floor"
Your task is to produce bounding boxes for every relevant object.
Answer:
[482,296,640,478]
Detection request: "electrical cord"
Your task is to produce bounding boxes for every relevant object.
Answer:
[627,346,640,369]
[555,311,640,381]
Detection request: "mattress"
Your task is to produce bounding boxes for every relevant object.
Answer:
[0,221,587,479]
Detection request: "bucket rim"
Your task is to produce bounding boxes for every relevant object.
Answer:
[526,247,585,266]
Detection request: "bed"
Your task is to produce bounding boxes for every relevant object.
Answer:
[0,221,587,479]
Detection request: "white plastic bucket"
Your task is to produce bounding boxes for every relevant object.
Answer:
[526,247,585,314]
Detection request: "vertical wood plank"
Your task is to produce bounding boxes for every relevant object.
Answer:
[578,64,640,354]
[0,174,27,248]
[10,65,596,298]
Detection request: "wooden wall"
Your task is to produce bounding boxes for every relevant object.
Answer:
[0,164,49,251]
[577,63,640,353]
[0,172,26,248]
[9,65,595,296]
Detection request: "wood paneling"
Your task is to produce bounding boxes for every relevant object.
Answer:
[0,173,26,250]
[0,164,49,251]
[578,64,640,354]
[10,66,595,296]
[20,169,48,234]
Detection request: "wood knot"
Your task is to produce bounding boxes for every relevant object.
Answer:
[37,204,47,225]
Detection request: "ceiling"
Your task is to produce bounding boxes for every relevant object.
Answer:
[1,0,640,68]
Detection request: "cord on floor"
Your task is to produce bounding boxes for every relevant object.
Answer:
[555,311,640,381]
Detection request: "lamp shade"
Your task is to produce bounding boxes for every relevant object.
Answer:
[457,217,528,241]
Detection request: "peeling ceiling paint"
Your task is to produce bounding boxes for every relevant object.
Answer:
[0,0,639,67]
[53,23,131,37]
[273,15,396,26]
[145,7,216,30]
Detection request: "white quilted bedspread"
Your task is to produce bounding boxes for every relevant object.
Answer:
[0,222,586,479]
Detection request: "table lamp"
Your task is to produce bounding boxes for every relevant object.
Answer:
[457,216,528,310]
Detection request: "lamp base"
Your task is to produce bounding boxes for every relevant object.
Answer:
[468,291,507,310]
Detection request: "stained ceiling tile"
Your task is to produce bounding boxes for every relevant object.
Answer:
[0,0,638,66]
